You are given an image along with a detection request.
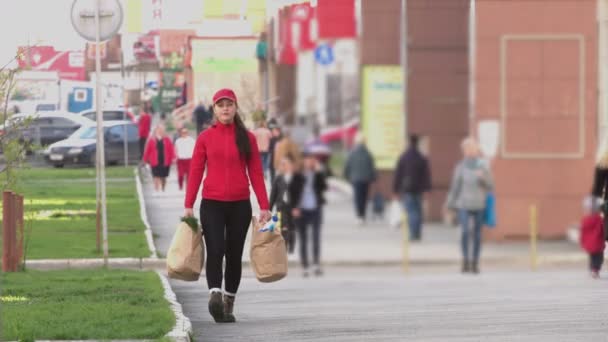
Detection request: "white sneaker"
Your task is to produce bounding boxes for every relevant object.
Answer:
[302,269,310,278]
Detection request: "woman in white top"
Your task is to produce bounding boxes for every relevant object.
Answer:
[175,127,196,190]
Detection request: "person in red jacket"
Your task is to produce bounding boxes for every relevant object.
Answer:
[143,124,175,192]
[184,88,270,323]
[138,102,152,160]
[580,197,605,279]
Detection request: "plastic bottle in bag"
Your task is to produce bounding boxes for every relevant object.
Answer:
[259,215,279,232]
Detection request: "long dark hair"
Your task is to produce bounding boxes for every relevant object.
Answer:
[234,113,251,159]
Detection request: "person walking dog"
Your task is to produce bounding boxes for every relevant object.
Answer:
[184,88,270,323]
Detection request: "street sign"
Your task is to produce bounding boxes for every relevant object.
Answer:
[71,0,123,42]
[314,43,334,66]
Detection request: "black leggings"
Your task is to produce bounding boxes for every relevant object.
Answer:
[200,199,252,294]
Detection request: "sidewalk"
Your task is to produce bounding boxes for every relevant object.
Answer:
[142,167,586,268]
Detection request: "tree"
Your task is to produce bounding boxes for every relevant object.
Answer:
[0,68,36,192]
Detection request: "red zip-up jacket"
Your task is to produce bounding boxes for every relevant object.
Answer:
[185,122,269,210]
[138,112,151,138]
[143,136,175,167]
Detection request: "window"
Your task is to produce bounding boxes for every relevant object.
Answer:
[79,127,97,139]
[50,117,76,127]
[83,112,96,121]
[108,125,125,141]
[127,124,138,142]
[104,111,126,121]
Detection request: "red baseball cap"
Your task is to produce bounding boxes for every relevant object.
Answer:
[213,88,237,104]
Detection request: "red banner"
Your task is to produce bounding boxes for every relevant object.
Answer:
[317,0,356,39]
[17,46,85,81]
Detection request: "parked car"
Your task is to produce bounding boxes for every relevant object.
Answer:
[0,111,94,148]
[44,120,140,168]
[35,103,57,112]
[77,108,137,123]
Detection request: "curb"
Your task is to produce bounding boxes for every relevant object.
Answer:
[23,254,587,271]
[134,167,158,259]
[157,271,193,342]
[24,258,165,270]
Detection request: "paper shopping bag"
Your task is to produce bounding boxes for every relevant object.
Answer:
[167,219,204,281]
[250,216,288,282]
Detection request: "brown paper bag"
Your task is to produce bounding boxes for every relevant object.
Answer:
[250,217,288,282]
[167,221,204,281]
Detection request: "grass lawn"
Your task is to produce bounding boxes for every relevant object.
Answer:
[0,269,174,341]
[1,166,151,259]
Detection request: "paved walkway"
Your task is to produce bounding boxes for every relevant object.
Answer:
[142,167,585,267]
[142,167,600,341]
[170,268,608,342]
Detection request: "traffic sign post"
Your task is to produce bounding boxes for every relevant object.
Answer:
[71,0,123,266]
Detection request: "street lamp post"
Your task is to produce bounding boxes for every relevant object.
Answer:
[71,0,123,266]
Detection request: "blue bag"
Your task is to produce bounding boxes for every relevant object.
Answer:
[484,193,497,228]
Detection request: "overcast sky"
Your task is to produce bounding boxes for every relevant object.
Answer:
[0,0,83,67]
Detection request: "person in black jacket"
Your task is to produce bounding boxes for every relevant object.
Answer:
[292,152,328,277]
[268,123,282,182]
[591,143,608,241]
[393,135,432,241]
[193,101,212,135]
[269,155,298,253]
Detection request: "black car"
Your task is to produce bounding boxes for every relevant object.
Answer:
[44,121,140,167]
[0,111,94,150]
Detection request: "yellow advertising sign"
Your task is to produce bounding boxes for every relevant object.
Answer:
[361,66,406,170]
[125,0,143,33]
[203,0,266,33]
[191,39,258,73]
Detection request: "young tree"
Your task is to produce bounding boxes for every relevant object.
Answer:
[0,68,36,191]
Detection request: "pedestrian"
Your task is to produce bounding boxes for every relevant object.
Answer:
[445,137,494,274]
[579,197,605,279]
[591,138,608,241]
[292,152,328,277]
[253,120,272,179]
[175,127,196,191]
[393,135,432,240]
[143,124,175,192]
[269,155,298,254]
[268,123,282,181]
[344,132,377,225]
[193,100,212,135]
[183,88,270,323]
[273,128,302,180]
[138,102,152,160]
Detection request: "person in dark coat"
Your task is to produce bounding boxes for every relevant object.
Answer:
[344,132,377,225]
[268,124,283,182]
[393,135,432,241]
[591,142,608,241]
[292,152,328,277]
[269,155,299,254]
[193,101,212,135]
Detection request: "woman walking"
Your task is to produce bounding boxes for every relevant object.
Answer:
[143,124,175,192]
[445,137,494,274]
[184,88,270,323]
